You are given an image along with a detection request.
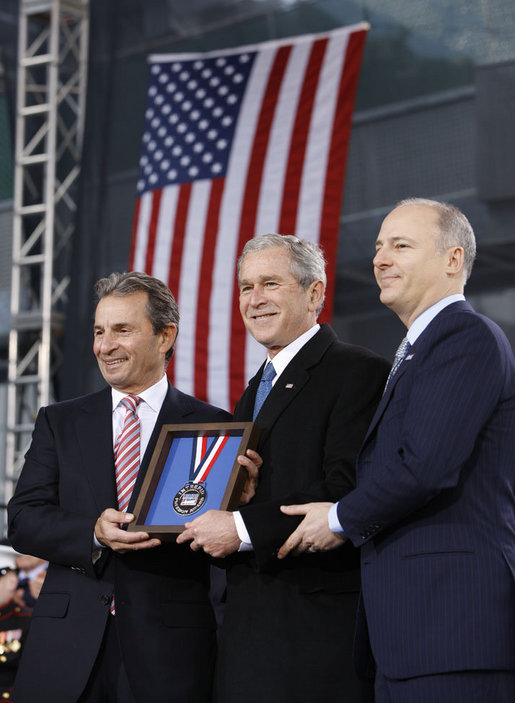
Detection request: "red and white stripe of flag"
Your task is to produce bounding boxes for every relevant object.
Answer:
[131,24,368,411]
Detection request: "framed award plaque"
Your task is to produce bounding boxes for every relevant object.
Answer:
[128,422,260,538]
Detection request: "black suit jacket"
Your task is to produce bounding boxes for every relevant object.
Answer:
[8,383,230,703]
[216,324,390,703]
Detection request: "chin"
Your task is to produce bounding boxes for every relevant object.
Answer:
[249,324,275,341]
[252,335,272,348]
[379,290,395,305]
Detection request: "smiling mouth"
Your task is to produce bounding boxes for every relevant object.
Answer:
[251,312,277,320]
[103,358,127,367]
[379,276,398,285]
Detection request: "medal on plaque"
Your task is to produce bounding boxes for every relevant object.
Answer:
[172,434,230,516]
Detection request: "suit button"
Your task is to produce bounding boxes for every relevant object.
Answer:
[101,595,111,606]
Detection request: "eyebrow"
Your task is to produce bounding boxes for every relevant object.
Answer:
[93,322,133,330]
[375,235,415,246]
[240,275,274,286]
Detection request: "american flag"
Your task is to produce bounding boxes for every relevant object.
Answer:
[130,23,369,411]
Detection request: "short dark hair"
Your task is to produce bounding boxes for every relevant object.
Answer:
[94,271,179,363]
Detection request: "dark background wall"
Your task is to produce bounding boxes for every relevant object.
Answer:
[0,0,514,402]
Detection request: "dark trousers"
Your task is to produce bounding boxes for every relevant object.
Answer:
[78,615,137,703]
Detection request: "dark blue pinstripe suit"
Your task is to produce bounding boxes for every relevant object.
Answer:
[337,301,515,690]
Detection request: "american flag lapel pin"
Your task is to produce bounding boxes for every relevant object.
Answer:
[285,383,294,389]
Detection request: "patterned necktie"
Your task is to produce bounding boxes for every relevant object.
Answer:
[114,395,142,513]
[253,362,276,420]
[384,337,411,391]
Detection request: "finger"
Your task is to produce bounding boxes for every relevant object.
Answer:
[104,525,151,544]
[124,537,161,549]
[176,530,193,544]
[134,538,161,549]
[123,530,151,543]
[245,449,263,467]
[277,531,302,559]
[280,504,309,516]
[237,455,259,478]
[103,509,134,523]
[277,541,293,559]
[114,537,161,552]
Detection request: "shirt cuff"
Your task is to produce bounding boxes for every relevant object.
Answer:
[92,532,105,564]
[233,511,253,552]
[328,503,345,534]
[93,532,103,549]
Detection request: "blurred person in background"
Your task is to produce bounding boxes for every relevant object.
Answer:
[0,544,31,702]
[14,554,48,608]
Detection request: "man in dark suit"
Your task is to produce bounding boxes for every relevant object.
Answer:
[279,199,515,702]
[8,271,259,703]
[177,234,390,702]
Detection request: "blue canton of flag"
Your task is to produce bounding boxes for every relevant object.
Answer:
[137,53,256,193]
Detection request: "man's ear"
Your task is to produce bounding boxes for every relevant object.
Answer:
[446,246,464,277]
[159,323,178,356]
[307,280,325,312]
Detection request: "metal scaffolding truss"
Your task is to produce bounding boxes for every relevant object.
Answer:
[5,0,89,501]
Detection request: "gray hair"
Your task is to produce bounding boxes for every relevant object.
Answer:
[397,198,476,282]
[237,233,327,314]
[94,271,179,363]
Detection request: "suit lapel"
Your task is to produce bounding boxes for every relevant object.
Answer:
[361,300,473,446]
[75,388,117,514]
[361,361,408,444]
[236,371,260,420]
[255,365,310,440]
[250,325,336,445]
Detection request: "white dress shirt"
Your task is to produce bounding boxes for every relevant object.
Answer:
[111,374,168,457]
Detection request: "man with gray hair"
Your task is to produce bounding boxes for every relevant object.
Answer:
[8,271,259,703]
[178,234,390,702]
[279,200,515,702]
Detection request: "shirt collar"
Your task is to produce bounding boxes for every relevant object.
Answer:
[111,374,168,413]
[407,294,465,345]
[265,324,320,380]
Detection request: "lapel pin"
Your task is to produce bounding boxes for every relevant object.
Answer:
[285,383,294,389]
[406,354,414,360]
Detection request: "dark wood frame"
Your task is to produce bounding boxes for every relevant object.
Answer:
[128,422,259,538]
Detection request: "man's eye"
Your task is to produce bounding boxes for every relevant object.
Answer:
[264,281,279,289]
[239,286,252,295]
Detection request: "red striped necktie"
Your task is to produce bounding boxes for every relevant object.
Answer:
[114,395,142,513]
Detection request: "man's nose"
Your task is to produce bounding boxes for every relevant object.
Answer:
[249,284,266,306]
[373,248,390,269]
[98,330,117,353]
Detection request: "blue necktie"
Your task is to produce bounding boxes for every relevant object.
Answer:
[384,337,411,391]
[253,362,276,420]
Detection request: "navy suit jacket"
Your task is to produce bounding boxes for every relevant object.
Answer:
[336,301,515,679]
[8,383,230,703]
